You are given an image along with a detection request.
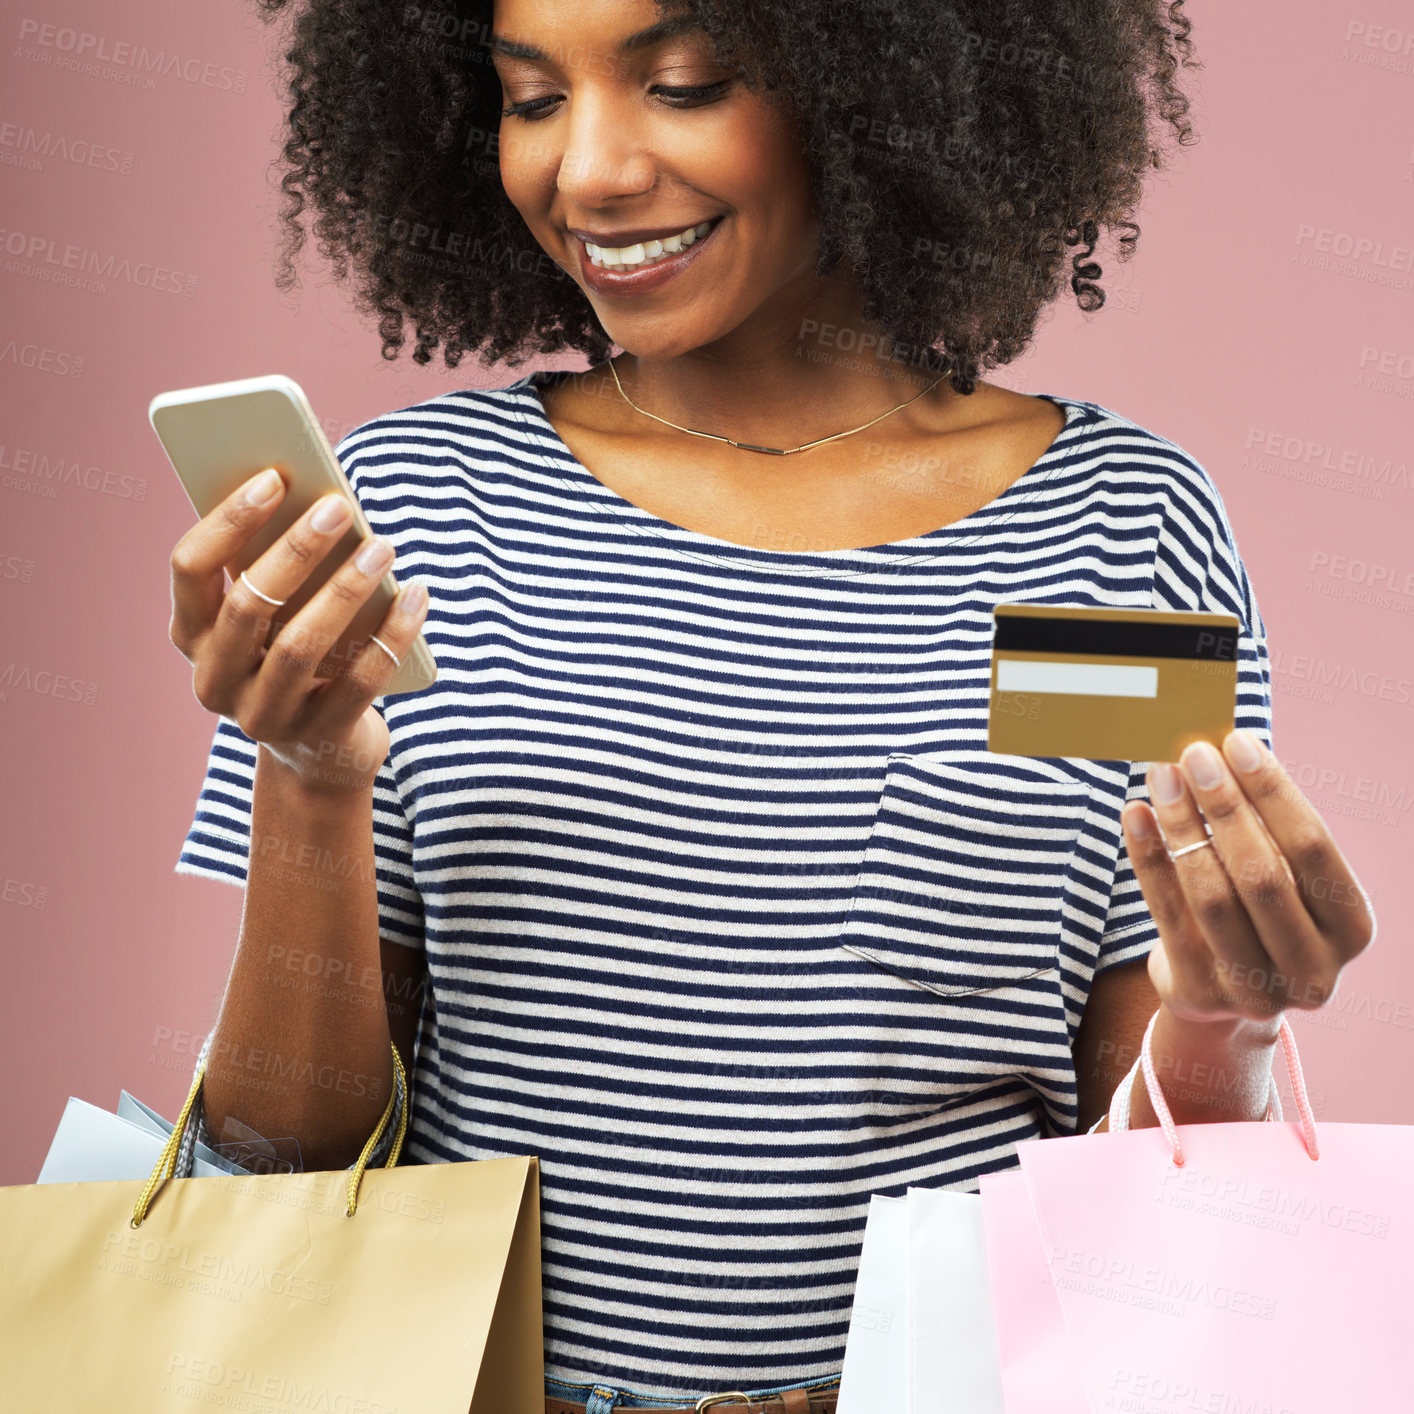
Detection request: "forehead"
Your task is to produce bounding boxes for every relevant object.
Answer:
[489,1,707,62]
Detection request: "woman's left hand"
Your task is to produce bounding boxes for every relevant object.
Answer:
[1121,729,1377,1031]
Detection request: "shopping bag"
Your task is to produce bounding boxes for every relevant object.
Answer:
[838,1195,906,1414]
[977,1169,1089,1414]
[987,1014,1414,1410]
[0,1041,544,1413]
[116,1088,301,1173]
[903,1186,1004,1414]
[38,1095,248,1183]
[838,1187,1006,1414]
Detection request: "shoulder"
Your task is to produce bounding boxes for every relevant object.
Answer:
[1049,392,1245,539]
[1038,391,1262,620]
[1043,391,1212,487]
[332,373,546,496]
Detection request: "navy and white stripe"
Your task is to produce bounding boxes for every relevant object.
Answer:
[176,368,1274,1397]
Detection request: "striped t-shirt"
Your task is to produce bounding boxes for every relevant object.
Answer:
[175,367,1274,1398]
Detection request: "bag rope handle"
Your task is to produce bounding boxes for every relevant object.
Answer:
[129,1040,408,1227]
[1137,1008,1320,1167]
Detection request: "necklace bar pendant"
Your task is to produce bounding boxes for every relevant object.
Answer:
[727,440,789,455]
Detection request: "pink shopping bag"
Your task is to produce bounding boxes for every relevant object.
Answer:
[977,1168,1089,1414]
[981,1013,1414,1412]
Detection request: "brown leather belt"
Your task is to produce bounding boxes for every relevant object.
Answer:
[547,1382,841,1414]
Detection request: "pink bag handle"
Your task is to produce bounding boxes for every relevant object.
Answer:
[1139,1008,1321,1166]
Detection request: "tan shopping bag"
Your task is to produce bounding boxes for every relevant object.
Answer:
[0,1042,543,1413]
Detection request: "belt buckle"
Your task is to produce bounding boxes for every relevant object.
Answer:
[695,1394,752,1414]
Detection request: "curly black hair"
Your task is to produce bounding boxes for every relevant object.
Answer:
[252,0,1199,396]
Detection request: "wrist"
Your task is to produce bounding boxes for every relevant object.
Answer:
[1102,1005,1283,1134]
[257,740,382,803]
[1158,999,1284,1047]
[1142,1004,1280,1128]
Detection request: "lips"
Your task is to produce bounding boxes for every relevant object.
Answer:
[574,216,724,297]
[570,220,716,247]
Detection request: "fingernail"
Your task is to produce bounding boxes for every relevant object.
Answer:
[1226,729,1264,774]
[244,469,282,505]
[398,581,427,617]
[312,494,351,532]
[356,536,393,575]
[1184,742,1224,790]
[1124,803,1158,839]
[1151,762,1183,804]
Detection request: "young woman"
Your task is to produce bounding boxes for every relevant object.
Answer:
[168,1,1374,1407]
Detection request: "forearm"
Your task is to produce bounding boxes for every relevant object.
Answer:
[1092,1004,1281,1133]
[200,746,394,1172]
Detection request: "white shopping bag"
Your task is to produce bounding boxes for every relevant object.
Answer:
[116,1089,254,1172]
[36,1095,245,1183]
[838,1195,907,1414]
[839,1188,1006,1414]
[904,1187,1005,1414]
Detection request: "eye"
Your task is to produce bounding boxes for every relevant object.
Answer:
[500,95,559,121]
[651,80,733,107]
[500,78,733,122]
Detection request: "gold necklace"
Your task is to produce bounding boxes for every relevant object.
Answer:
[606,357,952,456]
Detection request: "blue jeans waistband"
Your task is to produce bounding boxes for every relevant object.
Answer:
[545,1373,843,1411]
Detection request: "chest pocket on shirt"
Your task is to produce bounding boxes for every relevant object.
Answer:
[837,749,1090,1126]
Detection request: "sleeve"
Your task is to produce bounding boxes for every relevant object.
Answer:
[173,712,425,949]
[1094,464,1276,975]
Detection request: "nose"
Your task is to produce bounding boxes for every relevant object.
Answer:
[554,90,660,206]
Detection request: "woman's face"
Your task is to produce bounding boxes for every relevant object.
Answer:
[490,0,829,363]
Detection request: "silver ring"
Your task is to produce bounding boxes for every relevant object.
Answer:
[239,569,286,607]
[1170,838,1214,859]
[368,634,401,669]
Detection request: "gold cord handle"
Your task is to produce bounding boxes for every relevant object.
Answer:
[130,1040,408,1227]
[345,1040,408,1216]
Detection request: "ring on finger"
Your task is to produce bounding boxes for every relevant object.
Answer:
[240,569,286,606]
[1170,838,1215,860]
[369,634,400,669]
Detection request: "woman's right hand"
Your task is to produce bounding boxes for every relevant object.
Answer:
[169,467,430,796]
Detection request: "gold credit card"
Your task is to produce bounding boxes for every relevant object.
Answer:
[987,604,1241,763]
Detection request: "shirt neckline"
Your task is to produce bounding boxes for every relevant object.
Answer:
[506,366,1090,580]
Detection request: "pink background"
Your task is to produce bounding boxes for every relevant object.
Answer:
[2,3,1411,1185]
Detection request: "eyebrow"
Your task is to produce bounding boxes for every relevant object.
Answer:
[489,15,702,62]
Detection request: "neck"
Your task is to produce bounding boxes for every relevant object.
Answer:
[604,272,953,449]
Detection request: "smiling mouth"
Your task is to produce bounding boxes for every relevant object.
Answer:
[579,217,722,270]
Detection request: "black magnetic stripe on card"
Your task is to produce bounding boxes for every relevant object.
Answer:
[993,615,1240,661]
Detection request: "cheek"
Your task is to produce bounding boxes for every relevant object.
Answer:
[497,126,559,213]
[720,105,815,229]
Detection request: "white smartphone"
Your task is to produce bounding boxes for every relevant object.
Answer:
[148,373,437,695]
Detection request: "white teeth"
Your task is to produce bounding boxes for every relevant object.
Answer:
[585,220,715,269]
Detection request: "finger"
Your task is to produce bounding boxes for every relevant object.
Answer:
[283,561,431,740]
[1147,756,1274,1016]
[196,490,358,710]
[1219,729,1377,963]
[1178,736,1332,1011]
[169,468,287,653]
[251,524,393,711]
[1120,800,1229,1019]
[238,531,416,741]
